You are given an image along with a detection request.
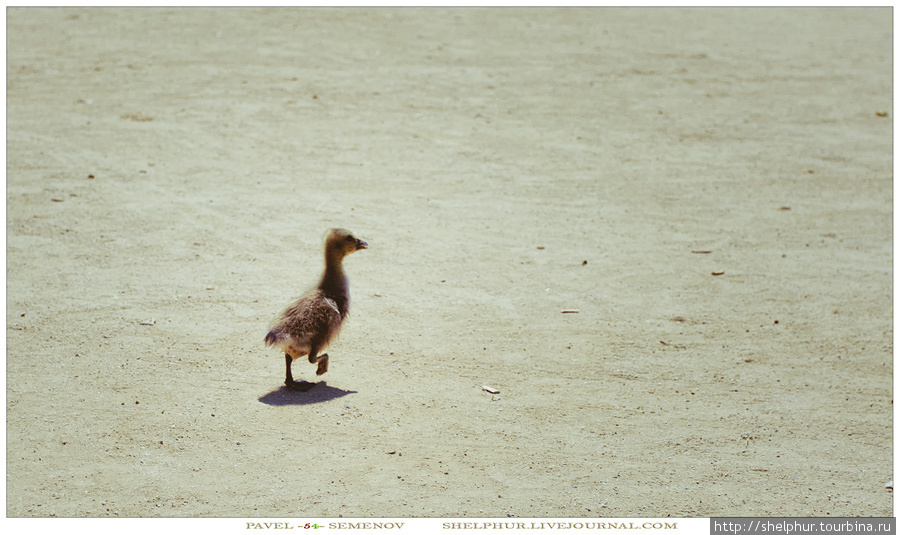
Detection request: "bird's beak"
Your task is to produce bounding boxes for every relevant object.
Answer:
[356,239,368,250]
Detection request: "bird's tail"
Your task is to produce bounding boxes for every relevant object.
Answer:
[264,327,286,347]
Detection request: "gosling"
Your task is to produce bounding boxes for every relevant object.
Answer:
[264,228,367,390]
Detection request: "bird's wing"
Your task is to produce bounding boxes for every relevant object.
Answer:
[322,297,341,316]
[277,291,344,348]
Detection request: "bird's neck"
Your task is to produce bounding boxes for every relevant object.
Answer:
[319,252,349,295]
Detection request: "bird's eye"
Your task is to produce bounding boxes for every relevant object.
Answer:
[345,235,355,242]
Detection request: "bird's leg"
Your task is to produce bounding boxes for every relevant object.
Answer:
[284,353,294,386]
[284,352,315,391]
[316,354,329,376]
[307,348,329,376]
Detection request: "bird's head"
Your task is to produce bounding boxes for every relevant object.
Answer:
[325,228,368,259]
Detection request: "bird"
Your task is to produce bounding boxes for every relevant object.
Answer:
[264,228,367,390]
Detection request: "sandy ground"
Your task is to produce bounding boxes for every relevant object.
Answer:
[6,7,893,519]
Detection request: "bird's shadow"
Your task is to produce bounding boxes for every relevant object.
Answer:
[258,381,357,406]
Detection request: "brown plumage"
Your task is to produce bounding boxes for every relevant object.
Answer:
[265,228,367,390]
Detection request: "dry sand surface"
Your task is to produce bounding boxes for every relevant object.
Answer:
[6,7,893,519]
